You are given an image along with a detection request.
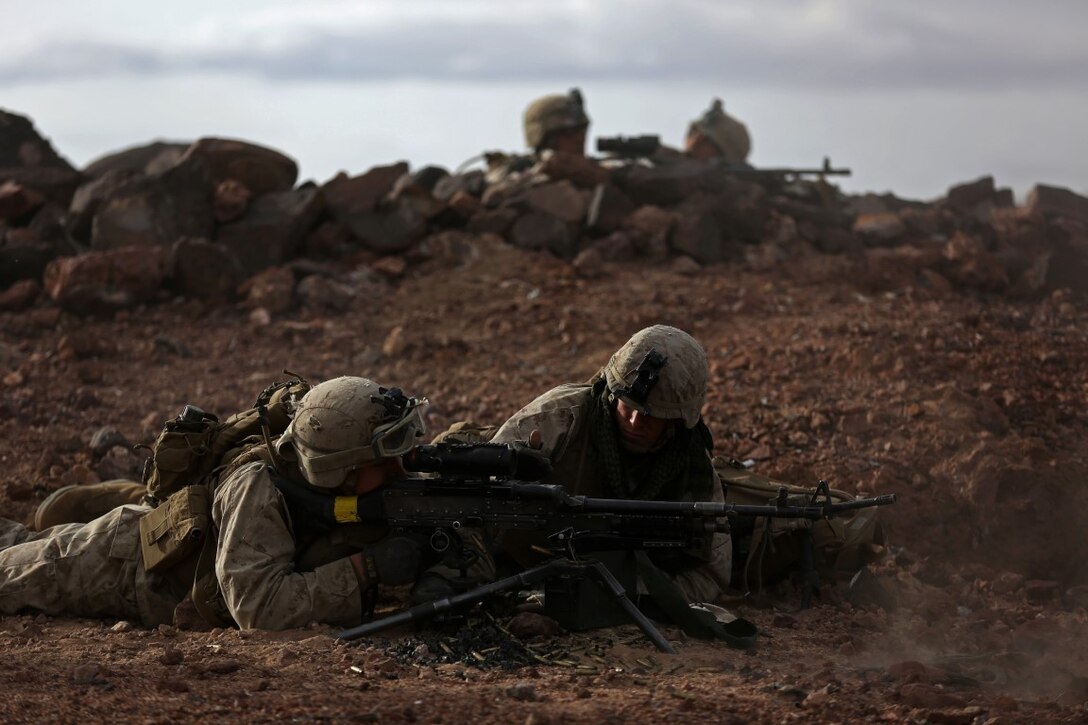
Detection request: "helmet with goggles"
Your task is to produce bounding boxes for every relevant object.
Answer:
[276,376,427,489]
[602,326,708,429]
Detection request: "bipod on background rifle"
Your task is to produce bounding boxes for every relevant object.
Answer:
[778,480,852,609]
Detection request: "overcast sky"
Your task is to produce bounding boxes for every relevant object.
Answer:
[3,0,1086,199]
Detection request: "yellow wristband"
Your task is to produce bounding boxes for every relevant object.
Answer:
[333,496,359,523]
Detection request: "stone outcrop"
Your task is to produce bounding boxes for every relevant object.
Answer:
[2,109,1085,315]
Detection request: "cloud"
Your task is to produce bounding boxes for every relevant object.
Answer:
[2,0,1087,91]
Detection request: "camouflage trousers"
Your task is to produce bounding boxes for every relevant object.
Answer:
[0,506,184,627]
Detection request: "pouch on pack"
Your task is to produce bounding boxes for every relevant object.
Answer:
[142,377,311,502]
[138,484,211,574]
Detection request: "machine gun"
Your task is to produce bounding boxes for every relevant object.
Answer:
[274,443,896,652]
[596,134,852,181]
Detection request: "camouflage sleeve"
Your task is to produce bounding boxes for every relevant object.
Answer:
[212,462,364,630]
[491,384,589,462]
[671,465,732,602]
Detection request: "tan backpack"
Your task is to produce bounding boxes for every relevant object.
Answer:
[142,376,311,503]
[714,456,885,594]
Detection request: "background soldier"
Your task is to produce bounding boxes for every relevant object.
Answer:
[684,98,752,163]
[482,87,593,184]
[0,376,442,629]
[523,87,591,157]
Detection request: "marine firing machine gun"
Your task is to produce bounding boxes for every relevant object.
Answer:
[276,442,896,653]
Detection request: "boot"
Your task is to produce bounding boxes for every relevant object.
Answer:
[34,480,148,530]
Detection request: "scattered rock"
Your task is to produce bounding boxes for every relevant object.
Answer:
[847,566,898,611]
[853,212,905,244]
[1024,579,1060,604]
[0,278,41,310]
[505,612,560,639]
[505,682,538,702]
[239,266,295,314]
[213,178,253,223]
[297,274,355,314]
[160,647,184,666]
[897,683,966,710]
[43,245,168,314]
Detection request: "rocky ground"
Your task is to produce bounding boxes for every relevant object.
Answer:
[2,230,1087,723]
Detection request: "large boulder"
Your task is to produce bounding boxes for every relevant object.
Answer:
[322,163,408,224]
[621,205,675,260]
[1025,184,1088,227]
[433,170,485,201]
[670,197,732,263]
[586,183,635,233]
[0,181,44,221]
[167,238,243,302]
[82,141,190,179]
[0,109,82,205]
[43,246,168,314]
[215,187,323,275]
[0,243,56,290]
[67,169,138,242]
[509,212,576,258]
[175,138,298,196]
[91,156,214,249]
[341,197,431,254]
[944,175,1011,212]
[322,163,434,253]
[520,180,591,224]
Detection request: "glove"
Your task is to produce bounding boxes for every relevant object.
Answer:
[510,441,552,480]
[410,573,456,605]
[351,536,423,587]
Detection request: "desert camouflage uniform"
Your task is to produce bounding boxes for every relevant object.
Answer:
[0,459,370,629]
[491,381,732,603]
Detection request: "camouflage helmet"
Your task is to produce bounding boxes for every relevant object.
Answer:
[276,376,427,489]
[523,88,590,151]
[602,325,709,429]
[687,98,751,163]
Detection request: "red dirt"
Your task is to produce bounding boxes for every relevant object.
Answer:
[2,235,1086,723]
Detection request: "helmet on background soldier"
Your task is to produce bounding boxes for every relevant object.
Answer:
[602,325,709,429]
[686,98,751,163]
[276,376,427,489]
[523,88,591,153]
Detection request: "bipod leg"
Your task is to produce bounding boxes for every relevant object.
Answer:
[799,528,820,609]
[336,559,567,643]
[584,559,676,654]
